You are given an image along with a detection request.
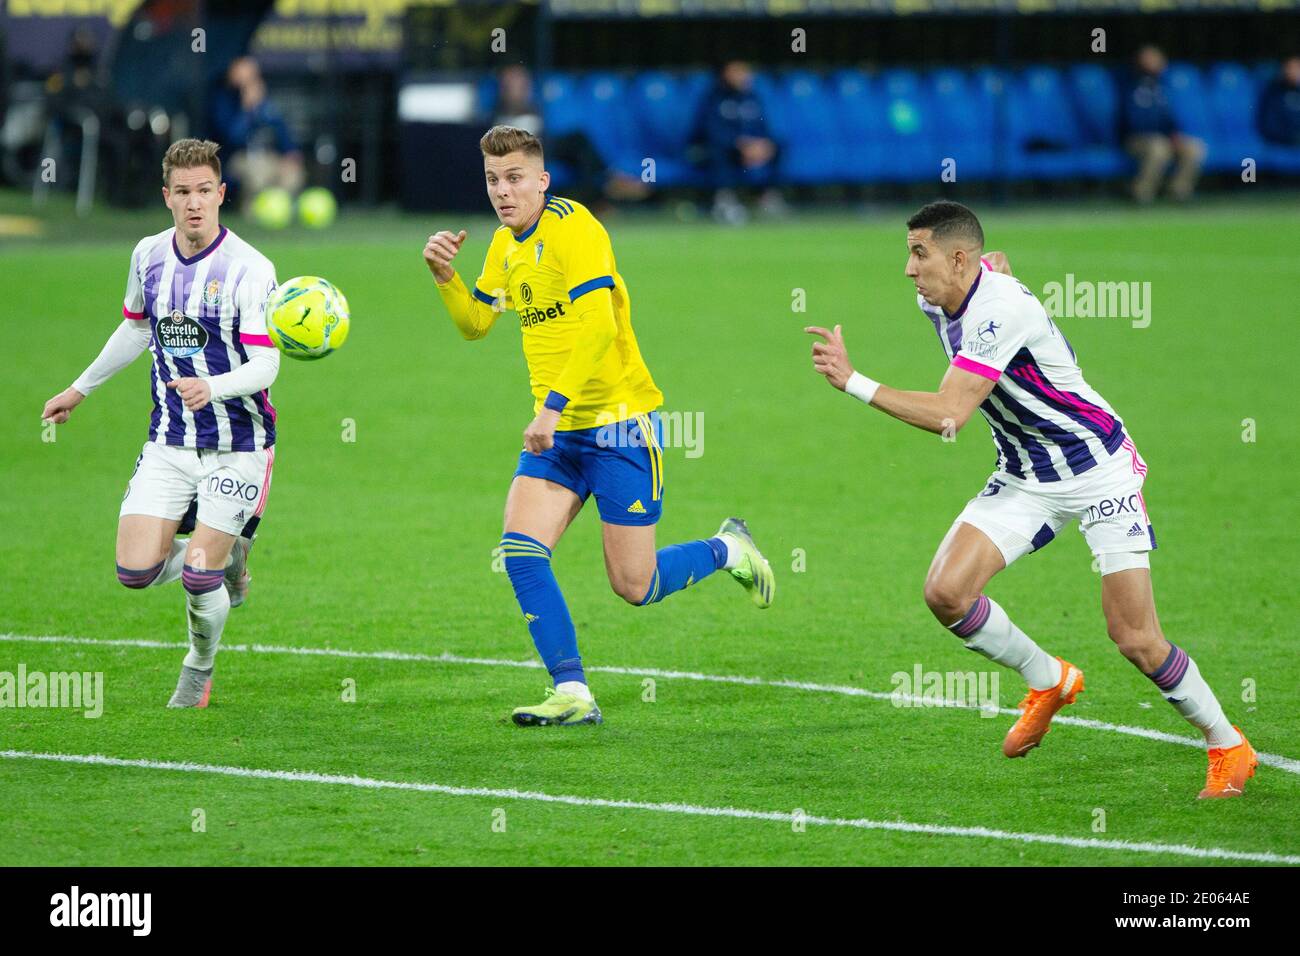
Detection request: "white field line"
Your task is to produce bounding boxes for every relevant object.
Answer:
[3,749,1296,865]
[3,632,1297,778]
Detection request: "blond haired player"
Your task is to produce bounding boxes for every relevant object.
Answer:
[424,126,774,726]
[41,139,280,708]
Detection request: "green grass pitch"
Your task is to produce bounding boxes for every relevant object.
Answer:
[1,196,1296,865]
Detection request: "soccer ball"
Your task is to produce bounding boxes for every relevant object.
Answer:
[266,276,350,360]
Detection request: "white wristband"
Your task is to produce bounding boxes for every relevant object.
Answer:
[845,371,880,405]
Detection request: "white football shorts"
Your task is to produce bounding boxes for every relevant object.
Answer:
[953,436,1154,569]
[121,441,274,537]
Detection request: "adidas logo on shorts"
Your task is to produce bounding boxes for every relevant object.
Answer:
[1127,522,1143,537]
[627,500,646,514]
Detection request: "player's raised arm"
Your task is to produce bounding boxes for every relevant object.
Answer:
[805,324,996,434]
[425,229,505,340]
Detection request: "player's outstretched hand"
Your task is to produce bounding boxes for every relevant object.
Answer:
[41,386,85,425]
[424,229,467,284]
[805,325,854,391]
[523,408,561,455]
[167,377,212,412]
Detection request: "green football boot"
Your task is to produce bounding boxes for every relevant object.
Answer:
[511,688,604,727]
[716,517,775,608]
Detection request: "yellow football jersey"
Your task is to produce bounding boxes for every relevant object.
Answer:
[468,195,663,430]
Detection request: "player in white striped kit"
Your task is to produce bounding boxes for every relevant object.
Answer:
[806,201,1256,798]
[41,139,280,709]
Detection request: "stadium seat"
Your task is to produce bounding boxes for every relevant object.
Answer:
[1064,64,1129,177]
[629,70,710,186]
[581,72,642,174]
[540,72,586,138]
[1204,62,1265,174]
[876,68,936,183]
[1067,63,1120,147]
[830,68,889,183]
[1164,63,1215,142]
[1005,66,1090,179]
[477,75,499,118]
[928,67,997,182]
[777,71,841,184]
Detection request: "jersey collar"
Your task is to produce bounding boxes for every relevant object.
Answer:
[943,267,982,322]
[511,199,547,243]
[173,225,227,265]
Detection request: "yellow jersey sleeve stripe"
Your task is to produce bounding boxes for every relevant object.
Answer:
[569,275,615,301]
[472,286,499,306]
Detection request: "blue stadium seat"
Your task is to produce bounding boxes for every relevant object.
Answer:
[1067,63,1121,147]
[540,72,586,138]
[928,67,997,182]
[972,67,1016,180]
[581,72,641,174]
[830,68,888,183]
[629,71,710,186]
[777,71,841,184]
[876,68,936,183]
[539,72,586,187]
[1064,64,1128,176]
[477,75,498,118]
[1005,67,1090,179]
[1163,63,1215,141]
[1205,62,1263,173]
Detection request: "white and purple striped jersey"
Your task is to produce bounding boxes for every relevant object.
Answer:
[125,226,277,451]
[919,264,1126,483]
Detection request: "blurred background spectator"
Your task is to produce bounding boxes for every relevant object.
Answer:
[1258,56,1300,147]
[1121,45,1205,203]
[690,61,785,225]
[207,57,304,207]
[42,30,120,194]
[490,65,647,211]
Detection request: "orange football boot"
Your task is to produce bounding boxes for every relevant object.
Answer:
[1002,658,1084,758]
[1198,728,1258,799]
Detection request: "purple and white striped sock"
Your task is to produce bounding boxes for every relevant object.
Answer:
[952,595,1062,691]
[182,564,230,670]
[1148,644,1240,748]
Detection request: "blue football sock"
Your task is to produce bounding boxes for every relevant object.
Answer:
[499,532,584,685]
[639,538,727,605]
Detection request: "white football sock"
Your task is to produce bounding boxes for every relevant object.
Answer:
[150,539,187,588]
[556,680,593,702]
[958,597,1062,691]
[1161,656,1240,749]
[720,535,741,571]
[183,585,230,671]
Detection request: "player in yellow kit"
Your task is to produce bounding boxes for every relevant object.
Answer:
[424,126,775,726]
